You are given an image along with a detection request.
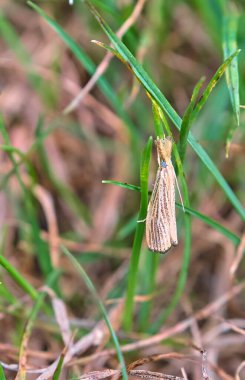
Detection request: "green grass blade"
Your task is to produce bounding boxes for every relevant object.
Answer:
[86,2,244,222]
[179,77,205,162]
[61,245,128,380]
[123,137,153,331]
[0,254,38,301]
[222,8,240,156]
[152,100,164,138]
[103,181,240,245]
[187,131,244,220]
[52,356,64,380]
[223,9,240,126]
[52,347,67,380]
[86,0,180,128]
[102,180,141,192]
[0,363,6,380]
[176,202,240,246]
[191,50,240,120]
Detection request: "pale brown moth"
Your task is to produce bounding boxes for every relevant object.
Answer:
[146,137,178,253]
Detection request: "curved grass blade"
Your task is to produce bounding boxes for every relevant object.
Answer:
[223,8,240,156]
[179,77,205,163]
[123,137,153,331]
[86,2,244,222]
[103,181,240,245]
[61,245,128,380]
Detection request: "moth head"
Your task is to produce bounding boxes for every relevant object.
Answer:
[155,136,173,162]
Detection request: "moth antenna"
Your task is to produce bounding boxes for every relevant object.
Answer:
[173,170,185,212]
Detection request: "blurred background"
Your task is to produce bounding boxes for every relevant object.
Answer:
[0,1,244,379]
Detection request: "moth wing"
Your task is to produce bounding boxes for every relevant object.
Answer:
[146,168,172,253]
[167,164,178,246]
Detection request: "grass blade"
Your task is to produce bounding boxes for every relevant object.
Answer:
[61,245,128,380]
[103,180,240,245]
[0,363,6,380]
[0,254,38,300]
[138,250,159,331]
[0,116,53,277]
[27,1,139,143]
[86,1,244,222]
[17,271,59,380]
[176,203,240,246]
[222,7,240,156]
[179,77,205,163]
[191,50,240,120]
[52,346,67,380]
[123,137,153,331]
[223,8,240,125]
[102,180,141,192]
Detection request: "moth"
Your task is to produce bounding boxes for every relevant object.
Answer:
[146,137,179,254]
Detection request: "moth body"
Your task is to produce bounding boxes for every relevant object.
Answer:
[146,137,178,254]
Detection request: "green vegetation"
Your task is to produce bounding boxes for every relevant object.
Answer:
[0,1,244,379]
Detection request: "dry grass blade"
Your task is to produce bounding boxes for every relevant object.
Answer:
[120,282,245,352]
[80,369,185,380]
[128,370,184,380]
[230,232,245,276]
[33,303,123,379]
[64,0,146,114]
[213,316,245,336]
[180,368,188,380]
[46,288,72,345]
[69,282,245,365]
[80,369,118,380]
[235,360,245,380]
[126,353,190,371]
